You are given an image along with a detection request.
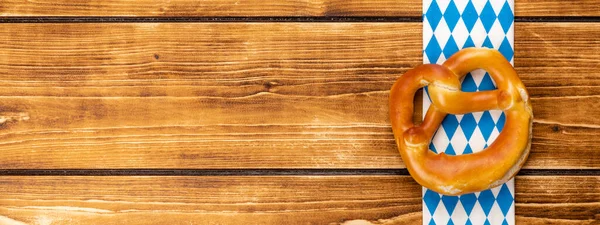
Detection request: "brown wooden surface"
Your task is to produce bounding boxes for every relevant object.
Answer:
[0,23,597,169]
[1,0,599,224]
[1,0,599,17]
[0,176,597,225]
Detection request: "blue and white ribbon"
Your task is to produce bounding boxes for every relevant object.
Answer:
[422,0,515,224]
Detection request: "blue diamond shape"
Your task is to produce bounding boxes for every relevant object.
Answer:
[498,1,514,33]
[497,184,514,215]
[482,36,494,48]
[442,115,460,138]
[496,113,506,131]
[425,36,443,63]
[426,1,443,31]
[461,73,478,92]
[428,219,436,225]
[478,111,496,140]
[463,36,475,48]
[478,73,497,91]
[484,219,491,225]
[448,220,455,225]
[463,144,473,154]
[442,195,460,215]
[445,144,456,155]
[479,1,498,33]
[429,141,438,153]
[466,219,473,225]
[444,0,461,31]
[461,1,478,32]
[478,189,496,216]
[460,193,477,215]
[424,189,441,215]
[498,37,514,61]
[460,113,477,139]
[443,36,460,58]
[502,219,509,225]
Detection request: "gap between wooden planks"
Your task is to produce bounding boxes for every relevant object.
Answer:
[0,176,598,225]
[0,22,598,169]
[0,0,599,17]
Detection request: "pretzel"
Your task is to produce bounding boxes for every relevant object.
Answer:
[389,48,533,195]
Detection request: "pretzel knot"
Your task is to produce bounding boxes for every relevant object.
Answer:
[389,48,533,195]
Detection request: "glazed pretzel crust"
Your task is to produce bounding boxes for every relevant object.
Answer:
[389,48,533,195]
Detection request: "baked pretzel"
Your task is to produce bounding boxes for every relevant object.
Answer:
[389,48,533,195]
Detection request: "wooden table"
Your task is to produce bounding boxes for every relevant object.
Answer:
[0,1,598,224]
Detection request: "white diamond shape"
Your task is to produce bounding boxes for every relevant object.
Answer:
[436,53,447,64]
[424,53,431,64]
[487,127,500,145]
[423,195,433,223]
[451,201,469,225]
[490,110,503,123]
[451,18,470,48]
[455,114,464,122]
[423,93,432,118]
[491,183,503,197]
[424,212,433,224]
[472,0,488,15]
[433,202,451,225]
[451,126,468,155]
[454,0,469,13]
[469,127,487,153]
[506,178,515,196]
[471,69,487,86]
[505,200,516,225]
[423,17,434,50]
[423,0,433,12]
[432,127,450,154]
[434,17,452,49]
[436,0,452,12]
[490,0,505,15]
[452,18,469,49]
[508,0,515,12]
[470,19,487,48]
[469,201,487,225]
[472,111,484,123]
[507,22,515,49]
[488,202,505,225]
[488,20,506,48]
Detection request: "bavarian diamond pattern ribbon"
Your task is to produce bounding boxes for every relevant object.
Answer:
[422,0,515,224]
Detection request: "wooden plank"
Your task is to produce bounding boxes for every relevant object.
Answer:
[0,22,419,169]
[517,0,600,17]
[516,22,600,170]
[0,0,420,17]
[0,176,597,224]
[0,0,599,17]
[0,23,598,169]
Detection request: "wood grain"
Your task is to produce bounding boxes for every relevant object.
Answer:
[0,176,597,224]
[0,23,598,169]
[0,0,599,17]
[516,22,600,170]
[517,0,600,17]
[0,0,419,17]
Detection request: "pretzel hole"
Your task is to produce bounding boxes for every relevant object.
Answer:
[412,88,424,125]
[427,69,506,155]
